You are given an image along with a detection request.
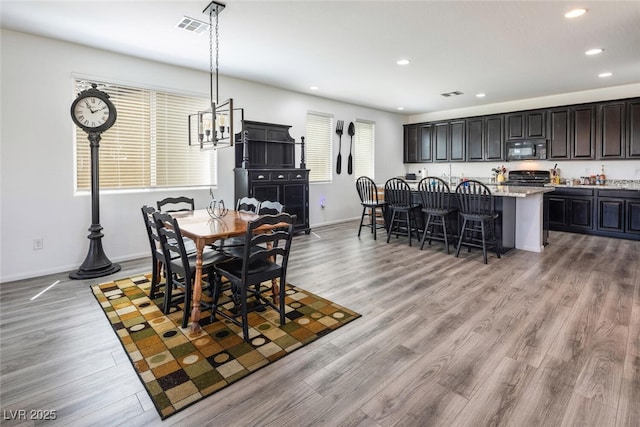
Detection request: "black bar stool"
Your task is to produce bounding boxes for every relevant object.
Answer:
[455,180,502,264]
[418,177,457,253]
[356,176,386,240]
[384,178,420,246]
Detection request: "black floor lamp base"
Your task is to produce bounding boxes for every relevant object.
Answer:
[69,263,121,280]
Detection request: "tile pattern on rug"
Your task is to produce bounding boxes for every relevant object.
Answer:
[91,275,360,419]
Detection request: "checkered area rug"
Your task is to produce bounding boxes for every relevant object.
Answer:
[91,274,360,419]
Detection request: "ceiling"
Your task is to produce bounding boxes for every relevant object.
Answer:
[2,0,639,114]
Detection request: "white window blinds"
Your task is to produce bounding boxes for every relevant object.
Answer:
[354,119,375,179]
[74,79,212,191]
[305,112,333,182]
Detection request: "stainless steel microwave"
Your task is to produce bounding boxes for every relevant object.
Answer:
[506,139,547,161]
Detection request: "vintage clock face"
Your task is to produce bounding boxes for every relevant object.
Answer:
[71,85,117,133]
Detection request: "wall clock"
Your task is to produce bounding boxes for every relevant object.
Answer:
[70,83,117,134]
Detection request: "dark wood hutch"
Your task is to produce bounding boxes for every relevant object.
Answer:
[234,120,310,233]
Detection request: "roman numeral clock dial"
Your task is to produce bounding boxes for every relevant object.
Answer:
[70,83,117,134]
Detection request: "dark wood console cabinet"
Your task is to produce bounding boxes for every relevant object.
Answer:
[233,121,310,233]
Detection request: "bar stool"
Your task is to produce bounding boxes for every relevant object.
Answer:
[356,176,386,240]
[455,180,501,264]
[384,178,420,246]
[418,177,457,253]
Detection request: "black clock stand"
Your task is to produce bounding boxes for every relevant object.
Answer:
[70,131,121,279]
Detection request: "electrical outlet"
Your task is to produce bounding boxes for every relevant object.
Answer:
[33,238,43,250]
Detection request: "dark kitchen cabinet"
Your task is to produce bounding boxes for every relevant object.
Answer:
[234,121,310,234]
[465,116,503,161]
[547,188,594,232]
[434,122,449,161]
[466,117,484,161]
[485,115,504,160]
[403,123,432,163]
[548,108,571,159]
[598,102,626,159]
[505,110,546,140]
[433,120,466,162]
[628,99,640,158]
[596,190,640,236]
[404,125,419,163]
[572,105,596,159]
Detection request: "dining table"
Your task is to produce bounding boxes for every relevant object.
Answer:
[169,209,284,334]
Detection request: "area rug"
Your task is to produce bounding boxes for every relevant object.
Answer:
[91,274,360,419]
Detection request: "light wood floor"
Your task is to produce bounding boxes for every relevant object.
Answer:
[1,221,639,426]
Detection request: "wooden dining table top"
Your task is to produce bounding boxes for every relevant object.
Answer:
[169,209,267,241]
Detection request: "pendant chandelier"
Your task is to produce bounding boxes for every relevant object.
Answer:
[188,1,240,149]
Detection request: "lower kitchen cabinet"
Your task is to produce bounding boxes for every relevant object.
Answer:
[548,187,640,240]
[234,168,310,233]
[547,188,594,232]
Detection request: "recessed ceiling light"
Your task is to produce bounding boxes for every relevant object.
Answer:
[598,72,613,78]
[309,86,319,90]
[397,107,405,111]
[565,8,587,18]
[585,48,603,55]
[476,93,486,98]
[396,59,411,66]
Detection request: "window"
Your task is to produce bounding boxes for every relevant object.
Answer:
[305,112,333,182]
[354,119,375,179]
[74,79,212,191]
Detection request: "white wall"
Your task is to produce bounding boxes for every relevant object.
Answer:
[0,29,404,282]
[405,83,640,181]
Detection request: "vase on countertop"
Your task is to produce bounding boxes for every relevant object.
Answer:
[497,173,505,183]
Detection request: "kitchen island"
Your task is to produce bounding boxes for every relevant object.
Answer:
[488,185,555,253]
[381,182,555,253]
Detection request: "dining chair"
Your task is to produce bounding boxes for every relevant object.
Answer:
[455,180,501,264]
[257,200,284,215]
[153,211,232,327]
[236,196,260,213]
[156,196,197,254]
[156,196,195,213]
[212,213,295,342]
[384,177,420,246]
[140,205,167,300]
[356,176,386,240]
[418,177,457,253]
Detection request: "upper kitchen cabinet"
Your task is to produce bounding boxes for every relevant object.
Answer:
[465,115,503,161]
[628,99,640,158]
[505,110,546,140]
[403,123,433,163]
[548,107,571,159]
[572,105,596,159]
[433,120,465,162]
[485,115,504,160]
[597,101,626,159]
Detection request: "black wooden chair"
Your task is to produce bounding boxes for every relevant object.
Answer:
[212,213,295,342]
[356,176,386,240]
[455,180,502,264]
[257,200,284,215]
[156,196,195,213]
[153,211,231,327]
[141,205,167,300]
[384,177,420,246]
[418,177,457,253]
[236,196,260,213]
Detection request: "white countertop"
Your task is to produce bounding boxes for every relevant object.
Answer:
[487,185,555,198]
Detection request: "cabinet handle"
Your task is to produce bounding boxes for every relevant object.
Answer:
[277,174,285,179]
[257,175,265,179]
[296,174,302,178]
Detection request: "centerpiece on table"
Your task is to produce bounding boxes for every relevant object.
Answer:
[491,165,507,183]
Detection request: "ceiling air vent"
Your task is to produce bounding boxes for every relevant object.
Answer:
[177,16,209,34]
[440,91,464,97]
